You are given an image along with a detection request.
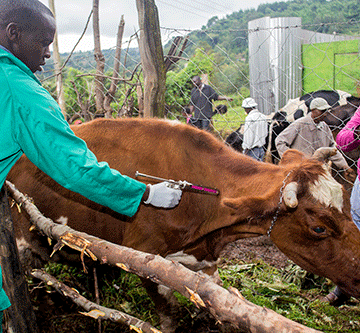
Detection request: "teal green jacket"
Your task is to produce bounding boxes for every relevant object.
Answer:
[0,49,146,217]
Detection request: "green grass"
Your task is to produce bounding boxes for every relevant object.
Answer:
[31,259,360,332]
[212,104,246,137]
[302,39,360,96]
[219,259,360,332]
[212,92,247,137]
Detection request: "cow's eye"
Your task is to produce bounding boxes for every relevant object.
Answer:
[312,227,326,234]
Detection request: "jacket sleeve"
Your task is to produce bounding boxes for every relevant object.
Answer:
[275,122,298,157]
[327,137,349,170]
[336,108,360,152]
[10,78,146,217]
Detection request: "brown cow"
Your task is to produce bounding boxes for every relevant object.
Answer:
[7,118,360,332]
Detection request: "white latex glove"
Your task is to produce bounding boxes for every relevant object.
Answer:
[143,182,182,208]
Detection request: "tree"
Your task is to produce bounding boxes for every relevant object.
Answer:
[63,68,96,121]
[92,0,105,115]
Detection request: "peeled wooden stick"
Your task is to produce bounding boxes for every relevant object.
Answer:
[31,269,160,333]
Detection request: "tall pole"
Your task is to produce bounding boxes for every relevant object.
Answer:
[48,0,66,119]
[93,0,105,115]
[136,0,166,118]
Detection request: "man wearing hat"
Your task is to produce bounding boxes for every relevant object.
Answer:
[275,97,353,176]
[242,97,268,161]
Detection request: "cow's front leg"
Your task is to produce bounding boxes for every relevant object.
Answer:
[141,278,180,333]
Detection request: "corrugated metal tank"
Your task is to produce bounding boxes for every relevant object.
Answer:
[248,17,302,115]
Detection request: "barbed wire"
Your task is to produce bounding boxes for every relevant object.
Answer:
[160,18,360,35]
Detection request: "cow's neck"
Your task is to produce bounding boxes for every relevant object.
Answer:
[180,164,291,262]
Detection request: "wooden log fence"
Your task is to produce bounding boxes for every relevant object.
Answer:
[5,180,323,333]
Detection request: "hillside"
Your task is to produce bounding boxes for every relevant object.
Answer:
[43,0,359,75]
[185,0,360,58]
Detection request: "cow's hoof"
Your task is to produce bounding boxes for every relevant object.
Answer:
[321,291,350,306]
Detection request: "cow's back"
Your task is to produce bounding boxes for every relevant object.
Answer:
[8,118,240,265]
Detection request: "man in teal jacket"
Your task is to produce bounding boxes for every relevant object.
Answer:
[0,0,182,329]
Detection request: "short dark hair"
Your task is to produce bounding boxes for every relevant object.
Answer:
[0,0,53,31]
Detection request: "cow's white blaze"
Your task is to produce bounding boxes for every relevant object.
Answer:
[309,167,343,212]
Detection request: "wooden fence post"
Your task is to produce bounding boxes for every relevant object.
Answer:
[136,0,166,118]
[0,187,38,333]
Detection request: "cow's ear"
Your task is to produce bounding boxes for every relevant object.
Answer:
[279,149,306,166]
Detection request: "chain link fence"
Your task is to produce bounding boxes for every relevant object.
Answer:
[37,18,360,189]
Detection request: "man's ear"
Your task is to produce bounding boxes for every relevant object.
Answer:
[6,23,21,42]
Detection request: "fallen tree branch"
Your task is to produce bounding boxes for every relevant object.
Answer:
[31,269,160,333]
[164,36,189,72]
[6,180,322,333]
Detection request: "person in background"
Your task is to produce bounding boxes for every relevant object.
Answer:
[241,97,268,161]
[189,76,233,131]
[336,106,360,230]
[275,97,354,180]
[323,105,360,306]
[276,97,356,307]
[0,0,182,328]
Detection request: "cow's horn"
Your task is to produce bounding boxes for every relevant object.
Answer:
[283,182,299,208]
[312,147,337,162]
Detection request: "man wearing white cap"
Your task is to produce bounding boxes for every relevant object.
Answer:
[275,97,353,177]
[242,97,268,161]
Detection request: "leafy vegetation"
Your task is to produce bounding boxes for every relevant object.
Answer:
[30,258,360,332]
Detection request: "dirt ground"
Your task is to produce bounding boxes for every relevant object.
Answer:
[220,235,289,269]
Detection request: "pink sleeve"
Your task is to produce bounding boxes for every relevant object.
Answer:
[336,108,360,152]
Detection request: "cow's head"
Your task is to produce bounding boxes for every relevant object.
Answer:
[222,149,360,298]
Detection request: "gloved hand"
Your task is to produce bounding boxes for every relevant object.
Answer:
[143,182,182,208]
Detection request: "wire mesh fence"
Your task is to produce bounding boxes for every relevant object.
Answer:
[37,17,360,189]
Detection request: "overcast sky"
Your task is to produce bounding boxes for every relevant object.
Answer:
[38,0,279,53]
